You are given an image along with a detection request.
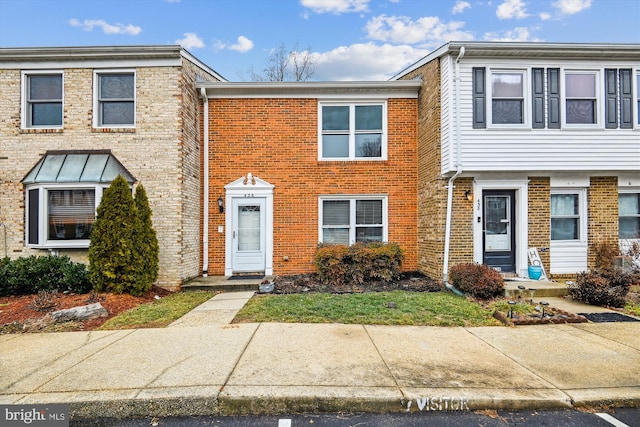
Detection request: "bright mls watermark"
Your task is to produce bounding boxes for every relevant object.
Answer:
[1,404,68,426]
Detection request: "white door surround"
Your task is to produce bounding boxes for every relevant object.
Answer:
[472,178,529,278]
[224,173,274,276]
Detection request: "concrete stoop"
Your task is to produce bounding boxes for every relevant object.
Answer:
[503,279,569,298]
[182,275,271,292]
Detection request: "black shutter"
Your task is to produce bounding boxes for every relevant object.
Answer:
[532,68,545,128]
[620,69,632,129]
[605,69,618,129]
[28,189,39,245]
[547,68,560,129]
[472,67,486,129]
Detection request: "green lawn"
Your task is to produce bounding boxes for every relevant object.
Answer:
[233,291,501,327]
[98,291,217,330]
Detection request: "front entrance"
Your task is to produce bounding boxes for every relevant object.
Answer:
[483,190,516,273]
[224,174,274,276]
[231,198,266,273]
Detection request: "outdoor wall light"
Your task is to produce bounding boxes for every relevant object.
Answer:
[217,197,224,213]
[464,190,473,201]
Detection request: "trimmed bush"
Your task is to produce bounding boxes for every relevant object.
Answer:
[89,175,147,296]
[448,263,504,300]
[134,183,159,289]
[314,242,404,288]
[568,270,631,308]
[0,255,90,296]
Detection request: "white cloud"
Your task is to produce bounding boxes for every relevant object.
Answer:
[539,11,552,20]
[68,18,141,35]
[215,36,254,53]
[553,0,592,15]
[175,33,204,49]
[452,1,471,14]
[484,26,541,42]
[496,0,529,19]
[310,42,428,81]
[365,14,473,45]
[300,0,369,15]
[229,36,254,52]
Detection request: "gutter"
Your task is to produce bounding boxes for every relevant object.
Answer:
[443,46,466,297]
[200,87,209,277]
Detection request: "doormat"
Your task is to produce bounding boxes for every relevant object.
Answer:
[578,312,640,323]
[228,275,264,281]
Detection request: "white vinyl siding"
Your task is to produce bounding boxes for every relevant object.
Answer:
[441,58,640,175]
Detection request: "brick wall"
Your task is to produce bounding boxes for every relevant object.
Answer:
[0,58,218,290]
[588,176,619,269]
[399,58,449,280]
[528,177,551,275]
[204,97,418,276]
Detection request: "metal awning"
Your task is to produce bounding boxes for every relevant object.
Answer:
[22,150,136,184]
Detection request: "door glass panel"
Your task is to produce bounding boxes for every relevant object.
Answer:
[485,195,510,251]
[238,205,260,251]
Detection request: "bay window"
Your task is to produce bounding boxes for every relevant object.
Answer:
[320,102,386,160]
[320,197,387,245]
[23,150,135,248]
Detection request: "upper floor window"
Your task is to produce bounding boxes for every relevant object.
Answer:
[564,71,598,125]
[619,192,640,240]
[95,71,135,127]
[319,196,387,245]
[319,102,386,160]
[636,73,640,126]
[490,71,524,125]
[22,72,63,128]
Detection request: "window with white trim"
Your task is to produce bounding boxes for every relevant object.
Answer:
[564,71,599,125]
[490,71,525,125]
[95,71,135,127]
[636,73,640,126]
[319,102,386,160]
[319,197,387,245]
[23,151,135,248]
[22,71,63,128]
[550,191,585,241]
[619,192,640,239]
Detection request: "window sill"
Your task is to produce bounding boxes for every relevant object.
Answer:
[92,127,136,133]
[28,242,90,250]
[19,128,64,134]
[318,159,389,165]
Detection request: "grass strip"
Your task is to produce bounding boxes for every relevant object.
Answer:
[234,291,501,327]
[99,291,217,330]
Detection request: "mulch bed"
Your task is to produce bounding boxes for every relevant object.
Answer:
[0,286,171,334]
[578,312,640,323]
[269,271,442,294]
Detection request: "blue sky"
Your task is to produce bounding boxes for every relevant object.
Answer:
[1,0,639,81]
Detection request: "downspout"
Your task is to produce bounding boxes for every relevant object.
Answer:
[443,46,465,296]
[200,87,209,277]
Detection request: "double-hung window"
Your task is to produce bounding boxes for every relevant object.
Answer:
[95,71,135,127]
[490,71,525,125]
[564,71,598,125]
[22,71,63,128]
[550,192,585,241]
[319,102,386,160]
[619,192,640,240]
[319,197,387,245]
[636,73,640,126]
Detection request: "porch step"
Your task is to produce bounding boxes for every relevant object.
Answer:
[182,275,272,292]
[503,279,569,298]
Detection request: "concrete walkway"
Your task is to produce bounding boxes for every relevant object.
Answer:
[1,292,639,420]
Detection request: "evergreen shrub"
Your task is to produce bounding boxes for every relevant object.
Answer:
[448,263,504,300]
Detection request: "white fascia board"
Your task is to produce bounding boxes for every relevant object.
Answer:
[196,81,421,99]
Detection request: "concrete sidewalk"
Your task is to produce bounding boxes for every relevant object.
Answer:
[1,294,639,419]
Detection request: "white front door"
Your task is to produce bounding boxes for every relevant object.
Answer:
[231,197,266,273]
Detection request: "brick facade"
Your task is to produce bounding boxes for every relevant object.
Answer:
[527,177,551,275]
[203,97,418,276]
[0,49,220,290]
[588,177,619,269]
